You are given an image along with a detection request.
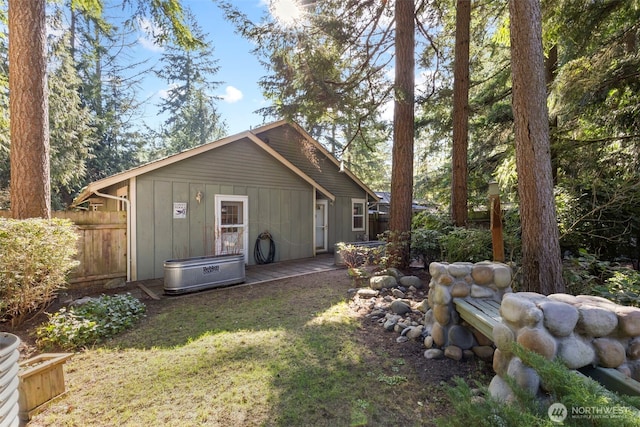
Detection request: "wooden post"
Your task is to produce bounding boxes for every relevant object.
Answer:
[489,181,505,262]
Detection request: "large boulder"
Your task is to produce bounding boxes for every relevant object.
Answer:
[370,275,397,290]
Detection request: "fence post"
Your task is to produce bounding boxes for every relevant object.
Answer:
[488,180,505,262]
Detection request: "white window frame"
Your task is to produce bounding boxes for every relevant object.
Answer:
[351,198,366,232]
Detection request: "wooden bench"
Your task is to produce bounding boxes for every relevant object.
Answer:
[453,297,501,341]
[452,297,640,397]
[579,366,640,397]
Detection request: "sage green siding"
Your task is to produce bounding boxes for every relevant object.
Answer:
[256,126,372,247]
[135,138,314,279]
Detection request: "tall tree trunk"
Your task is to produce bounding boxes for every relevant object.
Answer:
[389,0,415,268]
[451,0,470,227]
[9,0,51,219]
[545,45,558,184]
[509,0,564,294]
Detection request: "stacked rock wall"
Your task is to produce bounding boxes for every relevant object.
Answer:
[490,292,640,401]
[424,261,640,402]
[423,261,513,361]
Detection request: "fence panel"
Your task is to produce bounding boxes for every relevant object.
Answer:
[0,211,127,287]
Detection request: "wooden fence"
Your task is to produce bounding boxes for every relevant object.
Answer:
[0,211,127,287]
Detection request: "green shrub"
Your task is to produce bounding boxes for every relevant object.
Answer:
[378,230,410,268]
[0,218,79,327]
[411,210,453,233]
[36,293,146,350]
[410,211,450,265]
[438,344,640,426]
[439,227,493,263]
[336,242,386,269]
[563,250,640,306]
[410,228,442,266]
[562,250,608,295]
[598,269,640,307]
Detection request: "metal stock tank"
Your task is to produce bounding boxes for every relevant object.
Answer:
[164,254,245,295]
[0,333,20,427]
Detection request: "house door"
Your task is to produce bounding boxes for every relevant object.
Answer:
[215,195,249,263]
[315,200,328,252]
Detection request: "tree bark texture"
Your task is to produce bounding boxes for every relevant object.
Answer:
[389,0,415,268]
[545,44,558,184]
[509,0,564,294]
[451,0,470,227]
[9,0,51,219]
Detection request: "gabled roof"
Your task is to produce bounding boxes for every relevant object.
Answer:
[373,191,431,212]
[255,120,378,201]
[72,120,376,206]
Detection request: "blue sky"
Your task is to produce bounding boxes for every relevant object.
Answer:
[136,0,275,135]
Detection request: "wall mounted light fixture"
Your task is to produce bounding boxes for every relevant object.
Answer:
[195,191,203,204]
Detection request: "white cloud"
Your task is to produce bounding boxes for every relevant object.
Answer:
[158,83,179,100]
[221,86,244,103]
[137,17,165,53]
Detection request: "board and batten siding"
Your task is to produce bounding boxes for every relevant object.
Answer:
[256,126,372,245]
[256,127,363,196]
[134,138,315,279]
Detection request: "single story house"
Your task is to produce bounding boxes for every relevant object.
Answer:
[72,120,378,281]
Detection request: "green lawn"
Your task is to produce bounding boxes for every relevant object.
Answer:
[27,270,457,426]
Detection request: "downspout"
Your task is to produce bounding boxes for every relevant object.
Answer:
[93,190,131,282]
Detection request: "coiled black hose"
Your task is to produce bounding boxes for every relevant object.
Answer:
[254,231,276,264]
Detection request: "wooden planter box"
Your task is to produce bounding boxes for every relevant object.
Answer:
[18,353,73,420]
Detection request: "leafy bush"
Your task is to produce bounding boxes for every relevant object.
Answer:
[562,250,608,295]
[563,250,640,306]
[438,344,640,426]
[36,293,146,350]
[411,210,453,233]
[0,218,79,327]
[378,230,411,268]
[336,242,386,269]
[411,228,442,266]
[410,209,521,266]
[439,227,493,263]
[598,269,640,307]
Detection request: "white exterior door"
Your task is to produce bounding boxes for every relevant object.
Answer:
[315,200,328,252]
[215,195,249,263]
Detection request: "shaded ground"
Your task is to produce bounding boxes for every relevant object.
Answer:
[350,268,493,389]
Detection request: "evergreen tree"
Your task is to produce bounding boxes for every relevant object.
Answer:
[5,0,199,216]
[220,0,441,266]
[510,0,563,294]
[47,10,95,208]
[545,0,640,262]
[389,0,415,268]
[153,18,226,156]
[451,0,470,227]
[8,0,50,219]
[71,10,145,181]
[0,6,9,193]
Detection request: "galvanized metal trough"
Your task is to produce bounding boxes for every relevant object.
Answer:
[164,254,245,295]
